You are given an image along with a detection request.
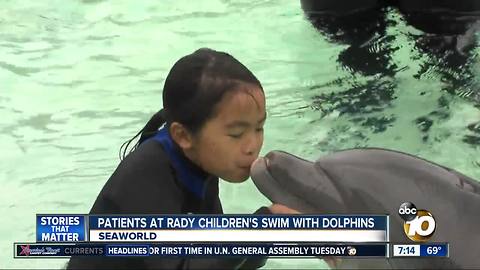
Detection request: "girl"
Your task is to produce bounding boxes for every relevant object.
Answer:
[67,48,297,269]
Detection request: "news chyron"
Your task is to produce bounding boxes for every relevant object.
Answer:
[398,202,436,242]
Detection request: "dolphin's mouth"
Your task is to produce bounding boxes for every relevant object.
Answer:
[250,156,273,181]
[250,156,280,203]
[250,153,318,213]
[250,156,267,175]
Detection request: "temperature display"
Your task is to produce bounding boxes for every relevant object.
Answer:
[420,244,448,257]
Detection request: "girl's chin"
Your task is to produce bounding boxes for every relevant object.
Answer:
[223,172,250,183]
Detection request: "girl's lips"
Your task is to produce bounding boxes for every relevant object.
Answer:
[238,163,252,171]
[239,159,259,170]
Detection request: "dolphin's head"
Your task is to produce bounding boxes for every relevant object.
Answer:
[251,149,480,268]
[251,151,345,213]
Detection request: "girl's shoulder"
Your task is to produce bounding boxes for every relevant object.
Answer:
[111,138,176,187]
[91,139,184,214]
[119,139,171,173]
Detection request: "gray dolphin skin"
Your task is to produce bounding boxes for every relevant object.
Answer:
[250,148,480,269]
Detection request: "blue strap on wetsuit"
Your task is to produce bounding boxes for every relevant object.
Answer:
[151,127,209,199]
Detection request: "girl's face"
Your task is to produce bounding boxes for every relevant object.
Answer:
[187,85,266,183]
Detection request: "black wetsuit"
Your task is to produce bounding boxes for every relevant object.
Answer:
[67,128,268,269]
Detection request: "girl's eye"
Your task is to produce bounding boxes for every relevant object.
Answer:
[256,127,264,132]
[228,133,243,139]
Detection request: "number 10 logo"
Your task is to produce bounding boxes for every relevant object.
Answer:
[399,202,436,242]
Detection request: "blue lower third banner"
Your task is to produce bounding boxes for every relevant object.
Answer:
[14,243,386,258]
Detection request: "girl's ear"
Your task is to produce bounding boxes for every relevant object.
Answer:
[169,122,194,150]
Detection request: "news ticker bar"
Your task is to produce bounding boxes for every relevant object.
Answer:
[392,244,449,257]
[36,215,389,243]
[14,243,386,258]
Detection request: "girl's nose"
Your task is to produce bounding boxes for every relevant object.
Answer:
[244,135,261,156]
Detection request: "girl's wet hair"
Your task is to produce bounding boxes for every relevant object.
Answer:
[120,48,263,160]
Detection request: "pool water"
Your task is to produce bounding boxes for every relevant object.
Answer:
[1,0,479,269]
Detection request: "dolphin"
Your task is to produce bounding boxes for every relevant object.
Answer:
[250,148,480,269]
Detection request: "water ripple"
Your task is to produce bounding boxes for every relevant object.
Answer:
[0,61,41,76]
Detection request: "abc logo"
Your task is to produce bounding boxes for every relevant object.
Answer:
[398,202,436,242]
